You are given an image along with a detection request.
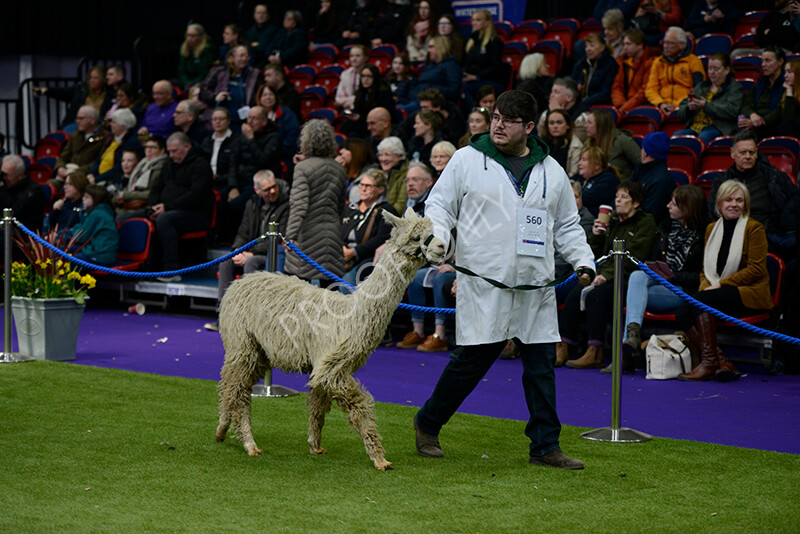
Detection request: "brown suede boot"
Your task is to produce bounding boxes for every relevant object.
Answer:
[566,345,604,369]
[715,349,741,382]
[555,342,569,367]
[678,313,719,381]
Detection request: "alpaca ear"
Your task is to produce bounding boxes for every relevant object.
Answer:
[403,206,418,219]
[382,209,402,227]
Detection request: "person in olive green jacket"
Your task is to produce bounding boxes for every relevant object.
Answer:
[558,182,657,368]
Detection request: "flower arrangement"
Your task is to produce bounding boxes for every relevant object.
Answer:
[7,229,96,303]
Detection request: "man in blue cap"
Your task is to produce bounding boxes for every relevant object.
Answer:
[629,131,675,224]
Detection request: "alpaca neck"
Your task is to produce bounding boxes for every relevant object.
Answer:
[353,242,421,321]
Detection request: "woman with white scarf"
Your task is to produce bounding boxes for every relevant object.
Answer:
[676,180,772,382]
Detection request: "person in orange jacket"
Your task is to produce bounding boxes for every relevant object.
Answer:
[611,28,658,114]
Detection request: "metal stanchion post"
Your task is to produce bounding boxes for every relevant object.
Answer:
[581,239,651,443]
[252,222,299,398]
[1,209,33,363]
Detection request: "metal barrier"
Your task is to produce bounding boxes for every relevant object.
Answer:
[17,77,79,150]
[0,99,20,155]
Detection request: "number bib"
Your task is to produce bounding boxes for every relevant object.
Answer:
[516,207,547,257]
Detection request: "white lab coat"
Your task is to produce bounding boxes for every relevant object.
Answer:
[425,141,595,345]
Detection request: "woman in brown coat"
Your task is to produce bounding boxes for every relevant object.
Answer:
[676,180,772,382]
[284,120,348,285]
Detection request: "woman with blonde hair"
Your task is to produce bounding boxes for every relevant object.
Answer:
[400,36,462,111]
[572,146,620,217]
[571,33,619,115]
[584,108,640,182]
[462,9,505,95]
[430,140,455,177]
[675,180,771,382]
[178,23,216,89]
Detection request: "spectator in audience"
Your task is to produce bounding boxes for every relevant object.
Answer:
[602,9,626,57]
[572,33,619,115]
[755,0,800,52]
[573,146,621,217]
[199,45,260,131]
[629,131,675,224]
[616,184,708,373]
[256,83,300,160]
[738,46,787,139]
[777,58,800,137]
[584,108,641,182]
[387,52,414,106]
[177,23,216,90]
[0,155,46,256]
[199,108,240,193]
[397,88,464,147]
[86,108,141,190]
[538,78,581,132]
[611,28,657,114]
[105,82,144,125]
[115,136,167,216]
[406,0,435,62]
[372,0,412,49]
[462,9,505,97]
[172,99,210,147]
[397,162,454,352]
[407,109,444,169]
[102,65,127,119]
[429,140,455,178]
[559,182,656,368]
[284,120,348,285]
[541,109,583,176]
[400,37,462,113]
[34,65,107,130]
[111,149,141,203]
[246,3,279,68]
[340,167,399,290]
[377,136,410,214]
[335,44,369,111]
[676,180,772,382]
[219,23,245,65]
[434,13,465,62]
[53,106,106,189]
[68,185,119,266]
[138,80,178,140]
[707,129,797,254]
[685,0,743,38]
[46,172,89,236]
[365,107,394,156]
[645,26,705,114]
[342,64,395,137]
[338,0,377,48]
[268,10,308,68]
[263,63,301,119]
[632,0,682,45]
[518,53,553,115]
[138,132,213,281]
[312,0,341,47]
[458,106,490,148]
[204,170,290,331]
[337,137,378,203]
[475,85,498,111]
[676,53,744,144]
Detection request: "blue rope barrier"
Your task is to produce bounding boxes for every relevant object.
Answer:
[637,261,800,346]
[14,220,262,278]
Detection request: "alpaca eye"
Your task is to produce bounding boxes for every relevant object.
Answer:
[411,236,420,242]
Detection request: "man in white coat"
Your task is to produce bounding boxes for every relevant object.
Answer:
[416,90,596,469]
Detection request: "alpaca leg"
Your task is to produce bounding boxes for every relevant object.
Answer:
[216,341,268,456]
[307,387,332,455]
[332,376,392,471]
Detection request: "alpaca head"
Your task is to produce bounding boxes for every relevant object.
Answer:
[382,208,434,262]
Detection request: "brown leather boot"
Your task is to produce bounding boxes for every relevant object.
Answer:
[678,313,719,381]
[715,349,741,382]
[566,345,604,369]
[555,342,569,367]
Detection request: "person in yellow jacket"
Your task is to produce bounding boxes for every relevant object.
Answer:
[645,26,705,114]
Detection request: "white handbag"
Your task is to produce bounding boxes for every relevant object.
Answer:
[645,334,692,380]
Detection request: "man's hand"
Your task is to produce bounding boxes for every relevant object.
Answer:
[591,274,607,287]
[749,113,765,128]
[215,91,231,102]
[241,124,254,140]
[138,126,149,136]
[52,199,64,211]
[232,251,253,266]
[343,246,356,263]
[228,188,240,202]
[422,236,446,265]
[149,203,165,220]
[576,266,595,286]
[56,167,68,179]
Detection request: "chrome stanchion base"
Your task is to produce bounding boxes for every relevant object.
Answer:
[0,351,35,363]
[580,427,653,443]
[251,382,299,398]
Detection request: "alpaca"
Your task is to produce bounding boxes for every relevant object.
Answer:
[215,208,435,470]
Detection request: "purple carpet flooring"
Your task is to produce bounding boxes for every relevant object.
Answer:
[8,308,799,455]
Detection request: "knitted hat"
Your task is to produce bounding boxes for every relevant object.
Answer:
[642,132,670,160]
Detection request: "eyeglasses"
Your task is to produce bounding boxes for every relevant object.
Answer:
[490,114,525,127]
[472,107,489,113]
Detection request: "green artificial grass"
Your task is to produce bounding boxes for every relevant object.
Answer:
[2,362,798,533]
